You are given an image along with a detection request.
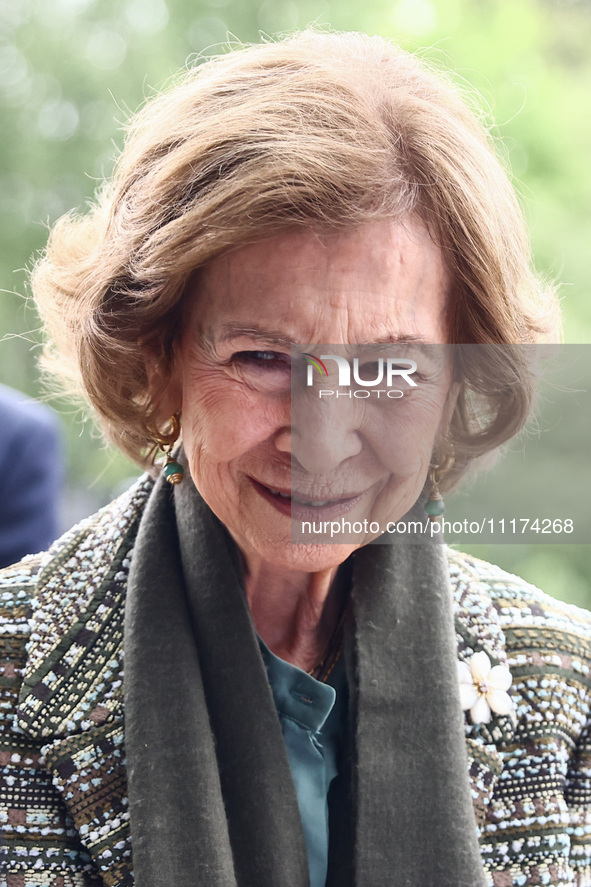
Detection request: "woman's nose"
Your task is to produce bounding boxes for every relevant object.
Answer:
[275,395,363,475]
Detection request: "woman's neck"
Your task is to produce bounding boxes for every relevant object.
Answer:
[243,557,349,672]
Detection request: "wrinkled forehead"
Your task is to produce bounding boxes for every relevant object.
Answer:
[182,217,450,348]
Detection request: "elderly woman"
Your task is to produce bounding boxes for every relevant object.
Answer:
[1,30,590,887]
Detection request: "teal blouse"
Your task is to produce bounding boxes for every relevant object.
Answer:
[259,640,348,887]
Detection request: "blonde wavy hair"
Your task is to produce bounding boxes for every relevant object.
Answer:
[32,30,559,474]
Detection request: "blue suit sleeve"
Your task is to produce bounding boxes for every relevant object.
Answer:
[0,388,64,568]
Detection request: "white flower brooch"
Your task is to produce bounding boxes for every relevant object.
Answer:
[458,651,513,725]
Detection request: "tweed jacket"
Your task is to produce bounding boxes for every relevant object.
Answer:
[1,475,590,887]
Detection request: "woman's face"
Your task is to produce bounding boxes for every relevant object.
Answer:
[168,217,453,572]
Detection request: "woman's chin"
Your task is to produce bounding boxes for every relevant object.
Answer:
[239,532,360,574]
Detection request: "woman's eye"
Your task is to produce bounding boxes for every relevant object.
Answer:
[231,351,291,391]
[357,361,382,379]
[233,351,290,368]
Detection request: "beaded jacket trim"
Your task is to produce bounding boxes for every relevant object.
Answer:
[1,475,590,886]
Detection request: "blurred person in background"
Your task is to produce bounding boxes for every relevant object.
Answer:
[0,382,62,568]
[0,30,589,887]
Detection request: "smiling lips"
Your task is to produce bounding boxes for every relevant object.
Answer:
[250,478,366,519]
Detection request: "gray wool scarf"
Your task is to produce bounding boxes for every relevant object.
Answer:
[124,474,486,887]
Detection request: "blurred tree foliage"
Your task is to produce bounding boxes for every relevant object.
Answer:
[0,0,589,600]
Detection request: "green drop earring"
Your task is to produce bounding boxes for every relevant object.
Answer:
[424,454,453,521]
[154,412,184,485]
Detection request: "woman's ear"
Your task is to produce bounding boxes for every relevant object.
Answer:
[143,348,183,430]
[437,379,461,440]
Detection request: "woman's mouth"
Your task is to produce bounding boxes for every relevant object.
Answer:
[250,478,366,520]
